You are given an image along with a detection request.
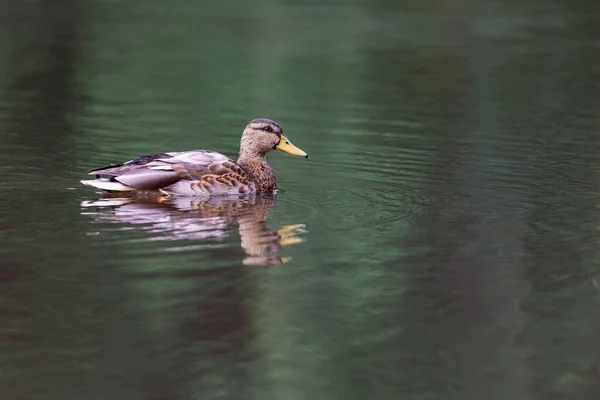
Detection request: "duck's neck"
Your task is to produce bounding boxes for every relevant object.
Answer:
[237,155,277,192]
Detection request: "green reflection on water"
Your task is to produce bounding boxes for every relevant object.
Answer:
[2,0,600,399]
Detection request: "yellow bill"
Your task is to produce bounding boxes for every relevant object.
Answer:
[276,135,308,158]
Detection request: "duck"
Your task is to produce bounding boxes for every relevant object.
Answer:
[81,118,308,196]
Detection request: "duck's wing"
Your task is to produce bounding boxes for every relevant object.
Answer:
[88,152,173,176]
[152,151,256,196]
[86,150,252,194]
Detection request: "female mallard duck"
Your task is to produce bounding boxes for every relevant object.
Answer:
[81,118,308,196]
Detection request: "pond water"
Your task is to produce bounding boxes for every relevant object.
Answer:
[2,0,600,399]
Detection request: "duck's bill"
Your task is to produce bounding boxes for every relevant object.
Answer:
[276,135,308,158]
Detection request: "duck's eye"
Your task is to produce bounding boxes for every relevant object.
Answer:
[262,125,273,132]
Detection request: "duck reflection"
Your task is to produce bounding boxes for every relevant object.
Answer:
[81,194,306,265]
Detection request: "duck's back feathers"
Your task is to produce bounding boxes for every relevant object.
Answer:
[83,150,257,195]
[88,152,173,176]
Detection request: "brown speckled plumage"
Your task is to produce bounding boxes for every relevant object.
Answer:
[81,118,307,196]
[237,160,277,192]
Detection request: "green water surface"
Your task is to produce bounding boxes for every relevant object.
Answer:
[2,1,600,399]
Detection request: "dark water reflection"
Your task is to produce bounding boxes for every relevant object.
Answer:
[3,0,600,399]
[81,194,306,265]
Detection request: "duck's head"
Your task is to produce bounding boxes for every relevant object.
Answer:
[239,118,308,160]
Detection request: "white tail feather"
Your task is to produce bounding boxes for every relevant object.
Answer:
[80,179,134,192]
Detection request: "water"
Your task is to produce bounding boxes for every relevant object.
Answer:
[2,0,600,398]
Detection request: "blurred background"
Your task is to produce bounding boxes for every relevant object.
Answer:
[2,0,600,398]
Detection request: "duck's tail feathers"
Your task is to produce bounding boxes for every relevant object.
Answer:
[80,179,134,192]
